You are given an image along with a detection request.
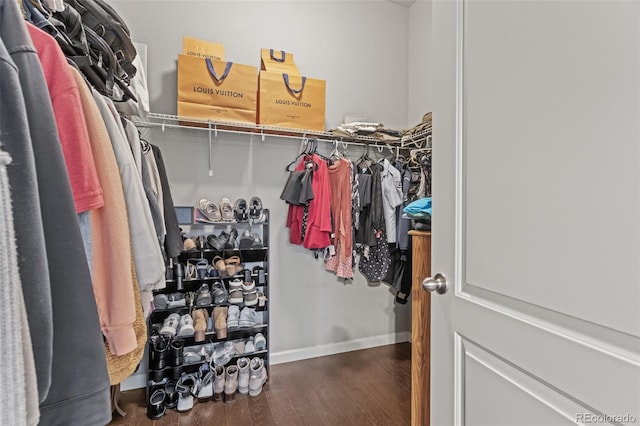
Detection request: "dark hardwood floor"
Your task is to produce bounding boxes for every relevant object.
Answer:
[110,343,411,425]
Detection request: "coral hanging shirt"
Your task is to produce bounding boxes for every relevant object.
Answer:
[287,154,332,249]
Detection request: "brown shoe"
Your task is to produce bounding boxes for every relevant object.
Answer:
[213,307,228,339]
[193,309,208,342]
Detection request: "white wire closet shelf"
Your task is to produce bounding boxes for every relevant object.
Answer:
[133,112,432,149]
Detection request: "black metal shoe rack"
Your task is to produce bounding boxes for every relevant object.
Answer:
[145,209,270,412]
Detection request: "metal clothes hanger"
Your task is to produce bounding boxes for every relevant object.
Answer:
[329,140,344,160]
[285,136,313,171]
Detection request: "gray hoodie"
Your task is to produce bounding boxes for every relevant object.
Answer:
[1,1,111,424]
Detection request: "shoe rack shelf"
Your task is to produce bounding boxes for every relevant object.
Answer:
[179,247,269,264]
[146,208,271,411]
[160,272,269,294]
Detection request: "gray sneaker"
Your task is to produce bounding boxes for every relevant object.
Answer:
[153,294,168,310]
[248,357,267,397]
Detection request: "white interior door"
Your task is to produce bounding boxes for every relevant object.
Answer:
[429,1,640,425]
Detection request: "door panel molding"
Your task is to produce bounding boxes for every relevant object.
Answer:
[453,0,466,297]
[462,337,605,425]
[455,297,640,419]
[454,333,465,426]
[459,284,640,363]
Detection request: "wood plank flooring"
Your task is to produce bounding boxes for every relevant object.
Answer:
[109,343,411,426]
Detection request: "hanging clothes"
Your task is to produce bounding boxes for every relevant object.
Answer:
[141,140,165,238]
[287,153,332,249]
[92,92,166,296]
[123,118,166,247]
[2,1,111,423]
[379,158,403,244]
[0,35,41,425]
[70,66,138,356]
[325,158,354,279]
[359,162,385,247]
[0,23,52,412]
[151,144,183,260]
[27,23,104,215]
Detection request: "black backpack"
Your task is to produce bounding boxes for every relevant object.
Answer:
[63,0,137,82]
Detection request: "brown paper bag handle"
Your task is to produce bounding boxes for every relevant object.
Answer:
[205,58,233,83]
[283,73,307,95]
[270,49,286,62]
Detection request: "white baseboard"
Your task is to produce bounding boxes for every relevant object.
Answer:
[270,331,411,365]
[119,331,411,390]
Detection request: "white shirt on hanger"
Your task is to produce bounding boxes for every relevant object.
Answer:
[380,158,403,243]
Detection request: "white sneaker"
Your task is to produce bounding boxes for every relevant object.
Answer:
[160,313,181,337]
[239,307,257,328]
[227,305,240,328]
[248,357,267,397]
[244,337,255,354]
[177,314,195,337]
[254,333,266,351]
[237,357,250,395]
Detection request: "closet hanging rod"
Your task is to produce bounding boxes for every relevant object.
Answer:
[132,113,432,148]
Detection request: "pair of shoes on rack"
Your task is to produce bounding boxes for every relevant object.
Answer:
[238,229,263,249]
[207,363,239,403]
[213,255,244,277]
[233,196,266,222]
[197,198,236,223]
[236,357,268,397]
[232,333,266,355]
[185,258,210,280]
[207,227,238,250]
[160,313,195,337]
[228,279,258,307]
[195,281,228,307]
[226,303,258,327]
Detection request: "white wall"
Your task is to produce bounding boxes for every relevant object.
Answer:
[408,0,433,125]
[111,0,420,370]
[112,0,410,130]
